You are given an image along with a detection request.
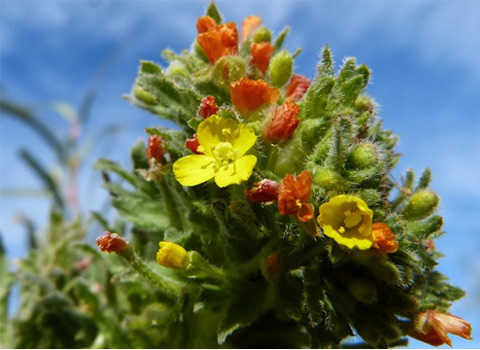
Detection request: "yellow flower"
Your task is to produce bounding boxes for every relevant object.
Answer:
[173,115,257,187]
[156,241,189,270]
[317,195,373,250]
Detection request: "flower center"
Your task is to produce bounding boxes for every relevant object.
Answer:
[214,142,236,164]
[343,210,363,229]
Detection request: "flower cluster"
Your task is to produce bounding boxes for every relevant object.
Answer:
[101,6,472,348]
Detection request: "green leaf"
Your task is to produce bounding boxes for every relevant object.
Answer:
[0,98,67,163]
[131,139,149,170]
[105,183,169,232]
[19,149,65,211]
[140,60,162,74]
[407,215,443,239]
[93,158,137,185]
[416,168,432,190]
[341,75,366,107]
[217,280,273,344]
[273,26,290,53]
[300,76,335,120]
[206,1,222,23]
[317,45,335,77]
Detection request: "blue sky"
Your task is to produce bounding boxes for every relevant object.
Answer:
[1,1,479,347]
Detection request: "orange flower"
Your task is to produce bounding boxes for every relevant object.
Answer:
[196,15,217,34]
[251,42,274,75]
[265,252,282,281]
[245,179,280,203]
[185,134,202,154]
[197,22,238,64]
[146,135,165,165]
[241,15,262,42]
[410,310,472,347]
[198,95,218,119]
[229,77,279,115]
[265,102,300,141]
[96,231,128,253]
[371,223,398,253]
[278,170,314,222]
[286,74,311,103]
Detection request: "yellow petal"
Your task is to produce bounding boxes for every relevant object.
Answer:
[323,224,374,250]
[173,154,215,186]
[197,115,256,157]
[214,155,257,187]
[231,123,257,157]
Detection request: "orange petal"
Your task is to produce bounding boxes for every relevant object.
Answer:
[371,222,398,253]
[297,203,314,222]
[196,15,217,34]
[241,15,262,42]
[250,42,274,75]
[197,22,238,64]
[229,77,279,115]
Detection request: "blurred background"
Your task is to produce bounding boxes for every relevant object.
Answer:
[1,1,478,348]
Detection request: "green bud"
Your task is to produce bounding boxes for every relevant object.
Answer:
[313,168,342,190]
[166,61,189,78]
[349,143,378,169]
[133,85,157,105]
[212,56,246,87]
[269,50,293,87]
[403,190,439,220]
[345,277,377,304]
[252,26,272,43]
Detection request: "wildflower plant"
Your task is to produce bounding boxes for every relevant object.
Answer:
[89,2,472,348]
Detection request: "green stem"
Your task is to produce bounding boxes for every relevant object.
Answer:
[130,254,180,299]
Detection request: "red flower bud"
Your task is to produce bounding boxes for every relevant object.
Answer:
[266,102,300,141]
[185,134,202,154]
[265,252,282,281]
[245,179,280,203]
[286,74,310,103]
[96,231,128,253]
[198,95,218,119]
[146,135,165,165]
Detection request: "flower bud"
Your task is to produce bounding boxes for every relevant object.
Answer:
[146,135,165,165]
[133,85,156,105]
[349,143,378,169]
[198,95,218,119]
[410,310,472,346]
[241,15,262,42]
[96,231,129,253]
[185,134,202,154]
[313,168,342,190]
[261,252,282,282]
[245,179,280,203]
[265,102,300,141]
[156,241,189,270]
[269,50,293,88]
[403,190,439,220]
[285,74,310,103]
[212,56,246,87]
[252,26,272,43]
